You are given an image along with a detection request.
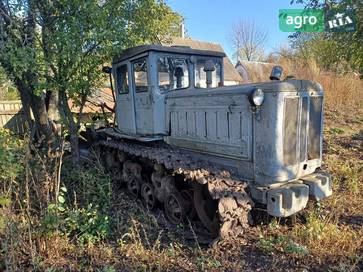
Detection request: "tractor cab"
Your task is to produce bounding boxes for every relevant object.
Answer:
[108,45,225,138]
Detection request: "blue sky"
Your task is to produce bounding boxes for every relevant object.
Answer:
[167,0,305,60]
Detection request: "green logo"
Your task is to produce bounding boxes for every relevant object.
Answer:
[279,9,324,32]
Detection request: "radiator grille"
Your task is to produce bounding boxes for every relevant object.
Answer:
[300,97,308,162]
[308,96,323,160]
[284,95,322,165]
[283,97,299,165]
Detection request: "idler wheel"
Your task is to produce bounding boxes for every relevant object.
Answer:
[180,189,196,219]
[127,178,141,199]
[141,183,157,210]
[164,192,186,225]
[104,149,117,170]
[193,184,219,237]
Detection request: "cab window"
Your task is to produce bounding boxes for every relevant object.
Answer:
[195,58,221,88]
[116,64,129,94]
[133,58,148,92]
[158,57,189,91]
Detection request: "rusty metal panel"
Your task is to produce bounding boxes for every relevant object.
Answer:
[308,96,323,160]
[300,97,308,162]
[283,97,299,165]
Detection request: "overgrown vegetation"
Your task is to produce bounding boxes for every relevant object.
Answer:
[0,0,362,271]
[291,0,363,77]
[1,91,362,270]
[0,68,18,100]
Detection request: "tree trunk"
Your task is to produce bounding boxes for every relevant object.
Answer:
[14,85,62,212]
[59,91,80,165]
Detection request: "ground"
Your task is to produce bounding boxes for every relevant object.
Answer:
[1,106,362,272]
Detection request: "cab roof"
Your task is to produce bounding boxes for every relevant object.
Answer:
[112,44,226,64]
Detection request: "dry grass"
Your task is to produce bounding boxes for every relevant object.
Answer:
[258,105,363,271]
[246,55,363,110]
[7,105,360,271]
[280,56,363,111]
[1,66,362,271]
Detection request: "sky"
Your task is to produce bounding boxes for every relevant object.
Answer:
[167,0,305,61]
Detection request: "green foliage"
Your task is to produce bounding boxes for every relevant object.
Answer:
[0,0,182,99]
[41,162,113,245]
[61,161,112,208]
[41,187,110,246]
[0,67,18,100]
[259,220,309,256]
[65,203,110,245]
[329,127,345,134]
[290,0,363,76]
[0,129,25,184]
[0,129,24,235]
[196,256,222,270]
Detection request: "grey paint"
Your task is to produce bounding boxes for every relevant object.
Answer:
[114,61,136,134]
[165,92,252,160]
[114,47,323,198]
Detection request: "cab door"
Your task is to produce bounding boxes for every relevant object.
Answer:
[131,57,154,135]
[114,62,136,134]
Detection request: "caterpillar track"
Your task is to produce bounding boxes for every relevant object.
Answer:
[96,136,254,241]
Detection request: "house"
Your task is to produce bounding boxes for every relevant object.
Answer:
[235,60,275,83]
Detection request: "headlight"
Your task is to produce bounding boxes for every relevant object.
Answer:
[251,88,264,106]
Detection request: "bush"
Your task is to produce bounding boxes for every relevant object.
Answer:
[61,159,112,209]
[0,129,25,186]
[0,129,24,235]
[39,159,113,246]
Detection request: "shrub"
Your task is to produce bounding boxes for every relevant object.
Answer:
[0,129,24,235]
[41,163,112,246]
[0,129,25,187]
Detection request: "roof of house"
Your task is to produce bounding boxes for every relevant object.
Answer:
[164,38,243,83]
[70,87,114,114]
[235,60,275,83]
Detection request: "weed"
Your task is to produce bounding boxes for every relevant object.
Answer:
[65,204,110,245]
[258,225,309,257]
[197,255,222,270]
[61,159,112,210]
[102,266,116,272]
[329,127,345,135]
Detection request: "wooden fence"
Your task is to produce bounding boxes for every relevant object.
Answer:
[0,100,28,135]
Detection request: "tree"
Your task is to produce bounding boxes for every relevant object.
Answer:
[0,67,18,100]
[0,0,181,211]
[290,0,363,76]
[230,20,268,62]
[35,0,181,163]
[0,0,61,213]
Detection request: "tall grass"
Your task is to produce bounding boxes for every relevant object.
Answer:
[252,52,363,111]
[284,57,362,110]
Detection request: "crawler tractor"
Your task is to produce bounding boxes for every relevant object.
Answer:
[94,45,332,239]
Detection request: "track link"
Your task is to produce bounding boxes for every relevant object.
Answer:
[96,137,254,240]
